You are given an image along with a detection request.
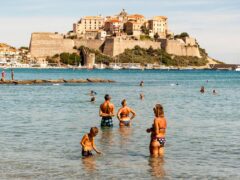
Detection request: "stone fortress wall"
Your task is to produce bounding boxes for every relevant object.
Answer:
[164,38,201,58]
[30,32,201,59]
[103,37,161,56]
[30,33,76,58]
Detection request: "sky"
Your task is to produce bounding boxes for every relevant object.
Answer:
[0,0,239,63]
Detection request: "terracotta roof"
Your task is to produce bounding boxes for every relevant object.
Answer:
[0,43,9,48]
[152,16,168,20]
[83,16,104,20]
[127,14,145,18]
[106,19,120,23]
[126,21,142,24]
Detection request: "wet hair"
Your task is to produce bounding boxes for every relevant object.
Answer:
[154,104,164,117]
[90,127,98,136]
[121,99,127,106]
[104,94,111,100]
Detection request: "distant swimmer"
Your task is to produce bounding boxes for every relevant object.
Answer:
[90,90,97,96]
[200,86,205,93]
[176,82,179,86]
[80,127,102,157]
[117,99,136,126]
[213,89,217,95]
[140,81,144,87]
[91,96,96,102]
[11,69,14,80]
[140,93,144,100]
[147,104,167,157]
[1,70,5,81]
[99,94,115,127]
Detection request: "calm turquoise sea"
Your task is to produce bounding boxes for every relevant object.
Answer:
[0,69,239,179]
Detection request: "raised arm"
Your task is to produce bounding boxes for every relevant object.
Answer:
[129,108,136,120]
[117,108,122,121]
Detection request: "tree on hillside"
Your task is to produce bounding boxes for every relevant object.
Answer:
[147,46,154,56]
[141,25,149,35]
[180,32,189,38]
[59,52,81,65]
[154,33,159,41]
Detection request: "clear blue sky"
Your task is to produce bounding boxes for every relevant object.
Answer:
[0,0,239,63]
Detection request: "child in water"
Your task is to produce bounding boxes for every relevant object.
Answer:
[80,127,102,157]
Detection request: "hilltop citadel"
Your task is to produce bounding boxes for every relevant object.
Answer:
[1,10,223,68]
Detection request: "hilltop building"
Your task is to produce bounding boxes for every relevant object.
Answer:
[148,16,168,38]
[73,16,104,37]
[0,43,21,66]
[29,10,202,62]
[104,19,122,35]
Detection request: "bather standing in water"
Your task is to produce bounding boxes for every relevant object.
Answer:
[200,86,205,93]
[117,99,136,126]
[99,94,115,127]
[140,93,144,100]
[90,96,95,102]
[147,104,167,157]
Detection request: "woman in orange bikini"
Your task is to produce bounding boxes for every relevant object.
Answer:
[147,104,167,157]
[117,99,136,126]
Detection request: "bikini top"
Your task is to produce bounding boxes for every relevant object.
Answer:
[120,108,130,117]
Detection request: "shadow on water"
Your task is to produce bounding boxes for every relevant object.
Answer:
[81,156,97,173]
[148,157,166,178]
[99,128,114,149]
[118,126,133,147]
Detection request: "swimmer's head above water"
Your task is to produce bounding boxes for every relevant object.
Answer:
[104,94,111,101]
[121,99,127,106]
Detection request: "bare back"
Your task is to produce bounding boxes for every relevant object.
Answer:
[153,117,167,138]
[100,101,114,117]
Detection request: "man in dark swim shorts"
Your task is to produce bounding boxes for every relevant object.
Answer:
[99,94,115,127]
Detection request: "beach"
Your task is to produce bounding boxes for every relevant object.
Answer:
[0,69,239,179]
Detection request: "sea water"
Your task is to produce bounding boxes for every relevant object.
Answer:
[0,69,239,179]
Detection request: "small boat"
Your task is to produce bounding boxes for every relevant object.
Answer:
[95,62,105,69]
[128,65,142,70]
[235,67,240,71]
[111,64,122,70]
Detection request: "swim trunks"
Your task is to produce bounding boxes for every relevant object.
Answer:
[120,120,131,126]
[153,137,166,146]
[82,149,93,157]
[101,117,113,127]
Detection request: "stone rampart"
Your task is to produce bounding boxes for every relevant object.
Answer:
[103,37,161,56]
[29,33,201,59]
[165,39,201,57]
[74,39,104,51]
[30,33,76,58]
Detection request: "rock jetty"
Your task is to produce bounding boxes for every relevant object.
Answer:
[0,78,115,85]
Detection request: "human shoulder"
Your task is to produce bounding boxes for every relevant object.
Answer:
[110,102,115,107]
[83,134,89,139]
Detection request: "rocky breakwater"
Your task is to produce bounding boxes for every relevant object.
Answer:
[0,78,115,85]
